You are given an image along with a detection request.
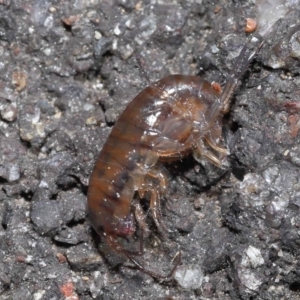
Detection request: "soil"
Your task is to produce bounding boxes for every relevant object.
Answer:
[1,0,300,299]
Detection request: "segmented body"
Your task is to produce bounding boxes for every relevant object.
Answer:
[86,0,285,280]
[87,75,230,278]
[88,75,225,233]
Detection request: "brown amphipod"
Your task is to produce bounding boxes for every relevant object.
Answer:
[87,30,264,280]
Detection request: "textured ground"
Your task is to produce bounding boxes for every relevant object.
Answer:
[1,0,300,299]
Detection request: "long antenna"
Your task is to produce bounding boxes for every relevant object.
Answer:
[220,35,264,112]
[206,9,289,126]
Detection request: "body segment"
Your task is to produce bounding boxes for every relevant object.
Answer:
[88,36,264,279]
[87,75,231,278]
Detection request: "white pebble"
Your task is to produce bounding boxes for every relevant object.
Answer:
[174,265,204,289]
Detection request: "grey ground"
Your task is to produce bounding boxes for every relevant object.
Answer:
[1,0,300,299]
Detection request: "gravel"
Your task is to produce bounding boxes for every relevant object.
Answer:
[1,0,300,299]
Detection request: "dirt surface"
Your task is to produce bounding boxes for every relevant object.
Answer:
[1,0,300,299]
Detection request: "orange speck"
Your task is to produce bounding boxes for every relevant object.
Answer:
[56,252,67,263]
[60,281,75,298]
[211,81,222,93]
[287,114,300,138]
[62,15,81,27]
[214,6,221,14]
[12,71,27,92]
[16,255,26,263]
[245,18,257,33]
[285,101,300,113]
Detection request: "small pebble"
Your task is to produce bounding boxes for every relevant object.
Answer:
[1,105,17,122]
[174,265,204,289]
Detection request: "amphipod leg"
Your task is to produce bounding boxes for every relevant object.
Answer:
[128,251,181,281]
[147,166,169,194]
[194,139,224,168]
[138,167,170,239]
[132,199,150,237]
[205,135,229,155]
[154,135,195,161]
[106,234,181,281]
[204,118,229,157]
[106,233,143,257]
[138,183,169,239]
[149,187,169,239]
[204,134,229,167]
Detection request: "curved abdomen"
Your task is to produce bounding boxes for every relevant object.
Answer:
[87,75,220,236]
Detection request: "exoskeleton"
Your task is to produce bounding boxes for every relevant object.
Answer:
[88,20,265,280]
